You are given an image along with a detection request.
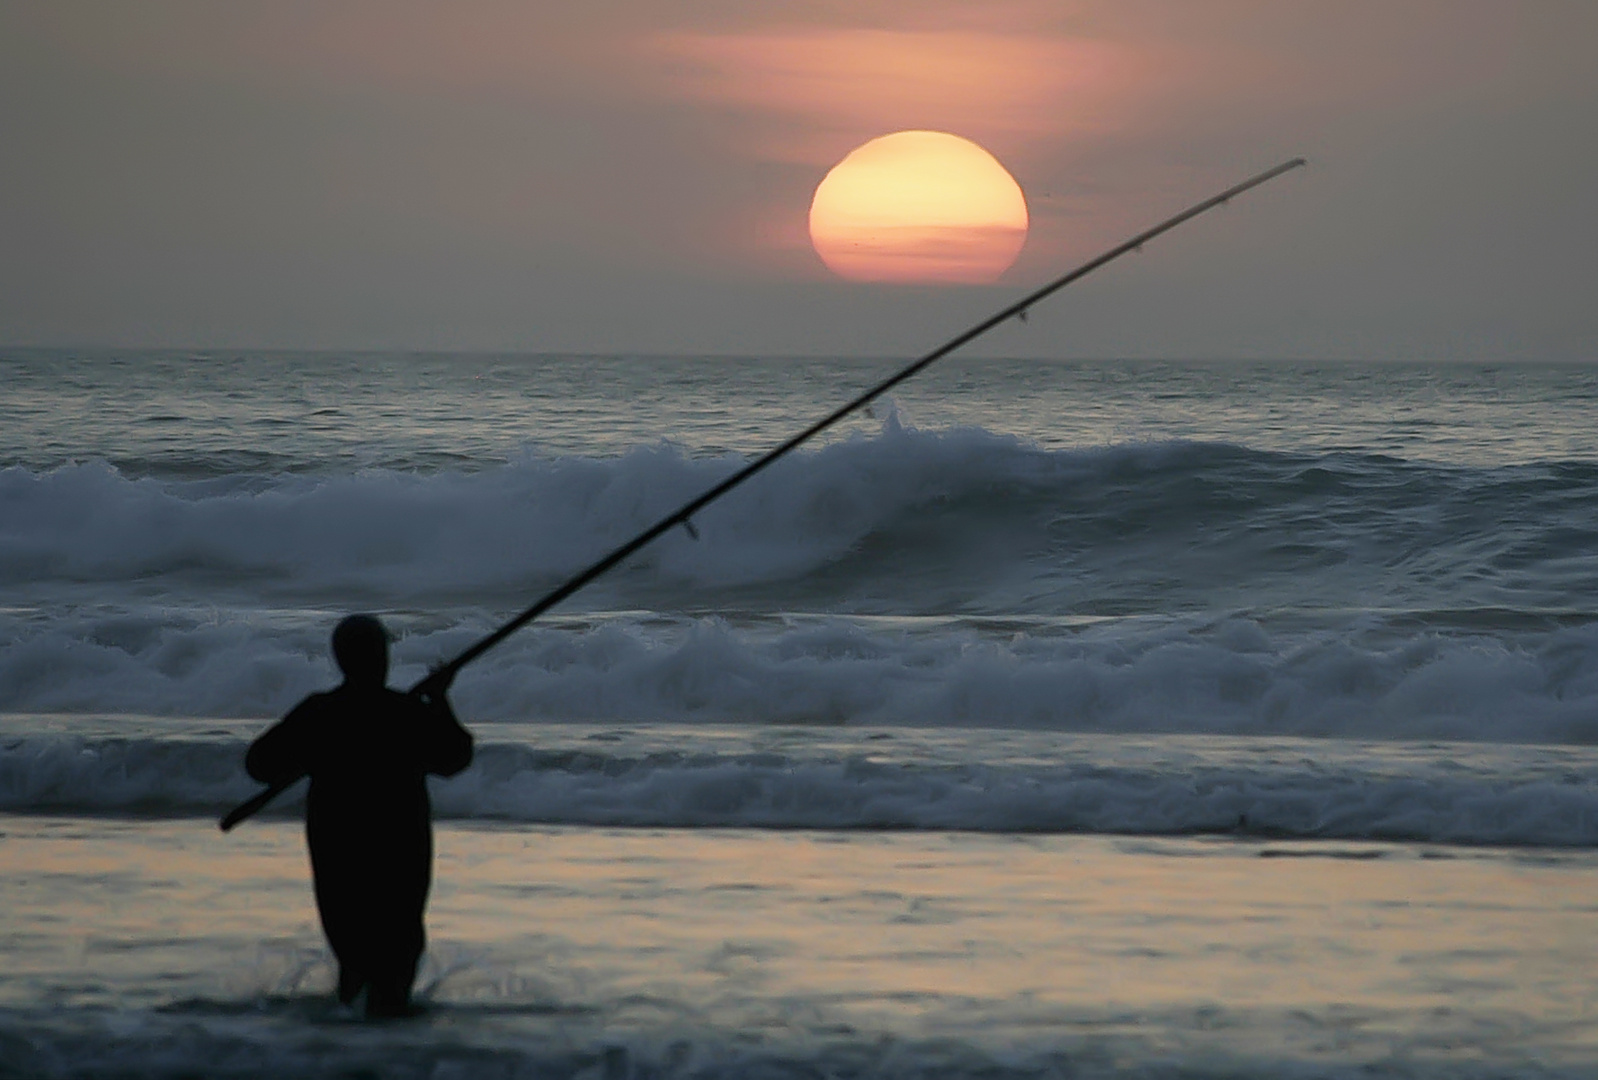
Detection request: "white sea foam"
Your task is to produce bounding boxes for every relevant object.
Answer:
[5,427,1598,746]
[2,723,1594,847]
[4,607,1598,744]
[5,426,1596,615]
[0,420,1056,600]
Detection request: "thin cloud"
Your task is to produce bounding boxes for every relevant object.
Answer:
[645,28,1143,164]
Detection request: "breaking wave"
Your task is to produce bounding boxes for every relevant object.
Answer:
[5,424,1598,744]
[2,725,1595,848]
[4,424,1597,615]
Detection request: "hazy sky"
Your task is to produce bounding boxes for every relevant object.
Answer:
[2,1,1594,359]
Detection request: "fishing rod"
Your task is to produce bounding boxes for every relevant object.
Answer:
[220,156,1305,832]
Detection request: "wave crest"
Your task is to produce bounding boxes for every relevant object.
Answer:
[3,727,1595,848]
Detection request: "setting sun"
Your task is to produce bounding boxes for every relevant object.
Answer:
[808,130,1028,284]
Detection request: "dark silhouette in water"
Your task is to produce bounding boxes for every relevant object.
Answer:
[245,615,473,1017]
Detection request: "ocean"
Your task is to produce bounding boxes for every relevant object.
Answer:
[2,349,1597,1077]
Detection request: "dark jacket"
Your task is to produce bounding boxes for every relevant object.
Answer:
[245,682,473,989]
[246,682,474,828]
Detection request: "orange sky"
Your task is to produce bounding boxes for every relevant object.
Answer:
[0,1,1594,357]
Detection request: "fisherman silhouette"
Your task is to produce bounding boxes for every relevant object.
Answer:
[245,614,473,1017]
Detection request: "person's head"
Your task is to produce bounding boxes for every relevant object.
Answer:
[332,614,389,686]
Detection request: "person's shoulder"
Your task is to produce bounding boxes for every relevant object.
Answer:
[285,688,338,719]
[378,685,430,714]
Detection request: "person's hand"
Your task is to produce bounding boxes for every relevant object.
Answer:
[414,664,457,705]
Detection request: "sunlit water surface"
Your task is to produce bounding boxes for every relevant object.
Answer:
[2,818,1595,1079]
[4,352,1598,1076]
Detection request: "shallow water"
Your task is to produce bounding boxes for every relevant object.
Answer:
[3,818,1595,1078]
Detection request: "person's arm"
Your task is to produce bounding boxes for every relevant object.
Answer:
[412,670,473,777]
[244,697,319,784]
